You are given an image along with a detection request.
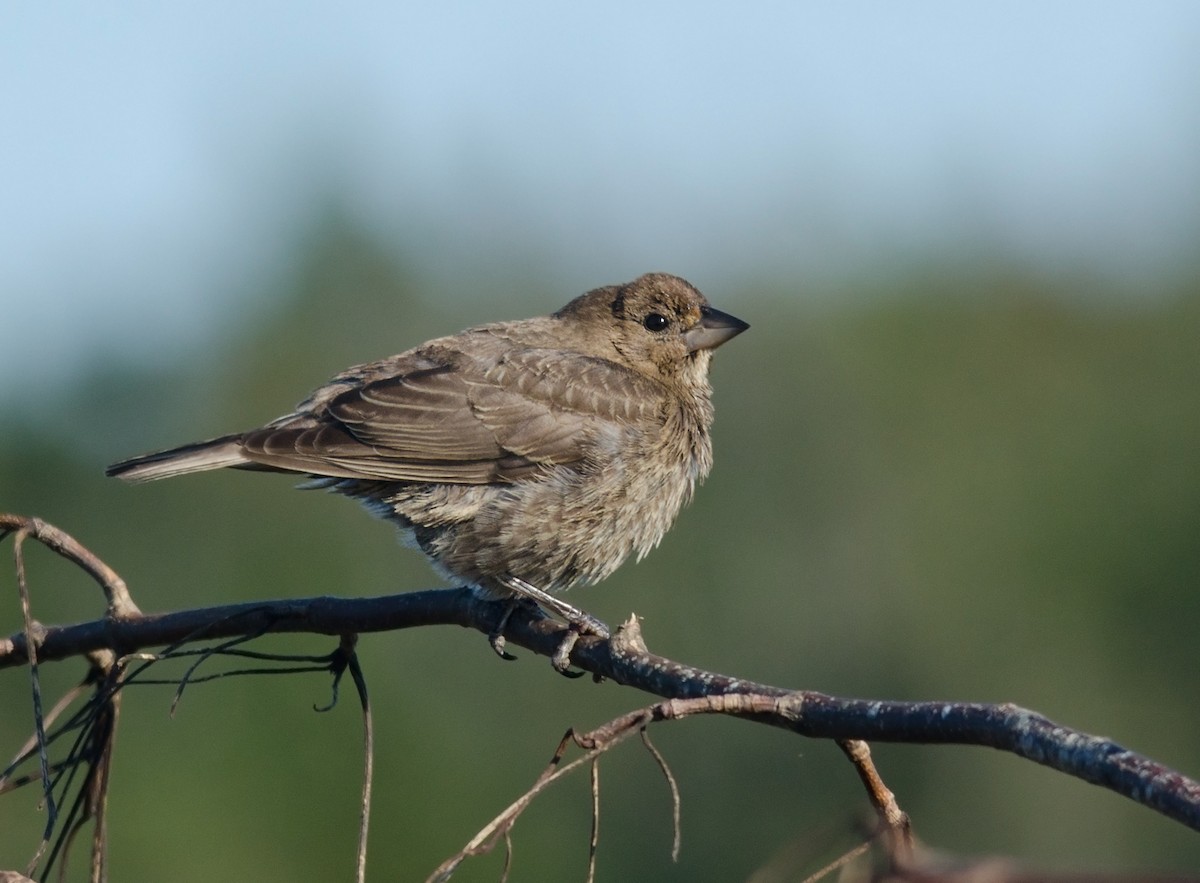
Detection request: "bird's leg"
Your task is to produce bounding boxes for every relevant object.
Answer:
[499,575,611,638]
[498,575,611,674]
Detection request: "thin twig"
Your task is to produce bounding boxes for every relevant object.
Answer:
[342,636,373,883]
[798,840,873,883]
[587,759,599,883]
[168,629,278,715]
[426,720,648,883]
[13,527,55,873]
[39,673,118,881]
[500,829,513,883]
[639,728,681,862]
[2,677,93,792]
[88,663,124,883]
[432,698,910,880]
[838,738,913,864]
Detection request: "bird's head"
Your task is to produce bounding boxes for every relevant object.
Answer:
[555,272,748,384]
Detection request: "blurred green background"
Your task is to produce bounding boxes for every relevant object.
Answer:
[3,223,1198,879]
[4,4,1200,880]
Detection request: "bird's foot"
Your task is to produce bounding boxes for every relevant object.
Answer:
[552,628,586,676]
[496,576,610,675]
[488,597,532,661]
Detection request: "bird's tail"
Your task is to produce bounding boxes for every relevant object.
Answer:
[106,434,249,483]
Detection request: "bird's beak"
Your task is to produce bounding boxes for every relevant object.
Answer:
[684,306,750,353]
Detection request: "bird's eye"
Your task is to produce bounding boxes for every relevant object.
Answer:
[642,312,669,332]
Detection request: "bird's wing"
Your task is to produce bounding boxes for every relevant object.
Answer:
[237,348,665,484]
[468,348,665,463]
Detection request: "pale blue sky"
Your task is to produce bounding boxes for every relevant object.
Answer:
[3,2,1199,403]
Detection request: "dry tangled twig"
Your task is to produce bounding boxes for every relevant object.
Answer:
[429,699,912,882]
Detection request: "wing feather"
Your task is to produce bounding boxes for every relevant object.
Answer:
[235,348,666,484]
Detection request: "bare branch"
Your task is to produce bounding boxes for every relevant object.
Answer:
[0,514,139,618]
[4,513,1200,842]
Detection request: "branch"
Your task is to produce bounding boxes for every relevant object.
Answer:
[432,701,909,882]
[3,513,1199,838]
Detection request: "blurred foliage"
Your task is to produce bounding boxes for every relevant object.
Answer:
[2,215,1199,880]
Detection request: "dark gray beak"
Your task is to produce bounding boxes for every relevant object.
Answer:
[684,306,750,353]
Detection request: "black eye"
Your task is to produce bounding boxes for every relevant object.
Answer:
[642,312,669,332]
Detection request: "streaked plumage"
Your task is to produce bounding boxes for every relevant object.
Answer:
[108,272,747,612]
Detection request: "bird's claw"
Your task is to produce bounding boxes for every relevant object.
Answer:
[488,598,522,661]
[552,628,585,676]
[489,630,518,661]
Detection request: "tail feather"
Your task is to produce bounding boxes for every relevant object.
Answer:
[106,434,249,483]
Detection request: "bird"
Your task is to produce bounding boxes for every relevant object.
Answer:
[107,272,748,662]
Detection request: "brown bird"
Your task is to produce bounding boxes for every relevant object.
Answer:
[107,272,747,657]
